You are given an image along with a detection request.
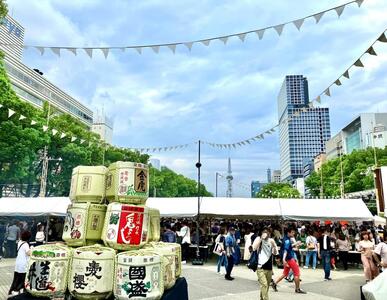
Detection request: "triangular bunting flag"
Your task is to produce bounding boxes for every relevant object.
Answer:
[201,40,211,46]
[101,48,109,58]
[377,33,387,43]
[52,129,58,135]
[134,47,142,54]
[356,0,364,7]
[238,33,247,42]
[241,141,245,145]
[151,46,160,53]
[219,37,228,44]
[255,29,265,40]
[335,79,342,86]
[270,128,276,133]
[80,139,85,144]
[66,48,77,55]
[324,88,331,97]
[335,5,345,17]
[232,144,236,149]
[184,42,194,51]
[60,133,66,139]
[8,109,15,118]
[51,47,61,57]
[31,120,37,125]
[343,70,350,79]
[43,125,48,132]
[19,115,26,120]
[35,46,45,55]
[366,46,377,56]
[313,12,324,23]
[119,47,126,52]
[354,59,364,67]
[84,48,93,58]
[293,18,304,31]
[316,96,321,103]
[274,24,285,36]
[0,104,2,108]
[167,44,177,53]
[246,140,251,144]
[71,137,77,142]
[163,147,168,151]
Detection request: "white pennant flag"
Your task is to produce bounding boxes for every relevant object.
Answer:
[31,120,37,125]
[71,136,77,142]
[80,139,85,144]
[52,129,58,135]
[167,44,177,53]
[66,48,77,55]
[201,40,211,46]
[134,47,142,54]
[84,48,93,58]
[335,5,345,17]
[316,96,321,103]
[184,42,194,51]
[43,125,48,132]
[19,115,26,120]
[293,18,304,31]
[356,0,364,7]
[255,29,265,40]
[101,48,109,58]
[0,104,2,108]
[313,12,324,23]
[219,37,228,44]
[274,24,285,36]
[51,47,61,57]
[8,109,15,118]
[238,33,247,42]
[324,88,331,97]
[151,46,160,53]
[35,46,45,55]
[60,133,66,139]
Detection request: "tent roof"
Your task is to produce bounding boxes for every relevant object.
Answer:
[0,197,374,221]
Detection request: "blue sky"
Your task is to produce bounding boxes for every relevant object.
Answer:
[7,0,387,197]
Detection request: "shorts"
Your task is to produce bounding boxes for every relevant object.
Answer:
[283,258,300,277]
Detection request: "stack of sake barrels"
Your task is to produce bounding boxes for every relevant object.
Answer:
[25,161,182,300]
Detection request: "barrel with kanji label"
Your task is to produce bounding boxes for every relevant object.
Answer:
[70,166,108,203]
[69,245,116,300]
[105,161,149,205]
[146,242,181,278]
[25,244,72,298]
[115,251,164,300]
[102,203,150,250]
[148,207,160,242]
[62,203,107,247]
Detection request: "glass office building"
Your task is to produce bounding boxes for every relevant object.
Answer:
[278,75,331,182]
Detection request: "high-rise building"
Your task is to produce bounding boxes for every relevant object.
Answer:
[92,112,114,144]
[267,168,272,183]
[326,113,387,160]
[251,180,267,198]
[272,170,281,183]
[278,75,331,182]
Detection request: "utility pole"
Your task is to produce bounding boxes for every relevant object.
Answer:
[194,140,203,264]
[39,104,51,197]
[320,164,324,199]
[215,172,219,197]
[339,144,345,198]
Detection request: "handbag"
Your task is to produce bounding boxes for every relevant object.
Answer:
[307,242,315,250]
[212,242,223,256]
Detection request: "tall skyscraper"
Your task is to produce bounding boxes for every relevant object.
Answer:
[278,75,331,182]
[226,158,233,197]
[267,168,272,183]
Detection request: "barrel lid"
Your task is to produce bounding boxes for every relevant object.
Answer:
[72,165,108,173]
[31,244,71,258]
[73,244,116,257]
[108,161,148,170]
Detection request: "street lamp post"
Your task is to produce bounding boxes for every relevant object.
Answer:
[193,140,203,265]
[215,172,219,197]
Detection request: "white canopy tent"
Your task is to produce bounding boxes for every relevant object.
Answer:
[0,197,374,221]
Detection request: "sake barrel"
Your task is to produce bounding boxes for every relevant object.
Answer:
[147,242,181,278]
[142,246,176,290]
[105,161,149,204]
[148,208,160,242]
[102,203,150,250]
[70,166,108,203]
[69,245,116,300]
[115,251,164,300]
[25,244,72,298]
[62,203,107,247]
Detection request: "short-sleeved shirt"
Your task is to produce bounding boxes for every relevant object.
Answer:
[15,241,30,273]
[7,225,20,241]
[374,242,387,270]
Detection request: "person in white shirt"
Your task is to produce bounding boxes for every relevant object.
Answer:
[178,221,191,263]
[373,232,387,271]
[8,231,32,296]
[35,224,45,246]
[244,228,254,261]
[304,231,318,269]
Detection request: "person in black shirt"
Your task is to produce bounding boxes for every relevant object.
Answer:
[317,227,332,281]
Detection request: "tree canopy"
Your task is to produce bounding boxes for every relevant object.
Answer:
[255,182,300,198]
[0,0,7,19]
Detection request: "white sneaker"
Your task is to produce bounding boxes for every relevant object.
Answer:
[303,266,309,269]
[181,260,187,264]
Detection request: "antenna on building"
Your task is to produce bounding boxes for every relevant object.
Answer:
[226,157,233,197]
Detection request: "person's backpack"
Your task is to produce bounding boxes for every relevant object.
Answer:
[247,250,258,272]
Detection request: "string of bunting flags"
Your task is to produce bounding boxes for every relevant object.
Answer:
[0,0,365,57]
[1,28,386,153]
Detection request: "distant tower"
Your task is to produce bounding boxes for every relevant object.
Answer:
[226,158,233,197]
[267,168,272,183]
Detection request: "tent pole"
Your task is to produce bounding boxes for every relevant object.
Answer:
[45,215,49,243]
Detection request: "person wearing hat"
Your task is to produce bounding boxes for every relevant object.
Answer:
[225,226,236,280]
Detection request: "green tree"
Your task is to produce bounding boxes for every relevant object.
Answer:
[255,182,300,198]
[0,0,7,19]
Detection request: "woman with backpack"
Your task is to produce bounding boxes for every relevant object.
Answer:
[214,228,228,275]
[8,231,32,296]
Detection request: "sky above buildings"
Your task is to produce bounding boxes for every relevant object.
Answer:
[7,0,387,197]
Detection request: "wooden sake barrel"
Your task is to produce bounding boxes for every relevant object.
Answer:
[105,161,149,205]
[62,203,107,247]
[142,245,176,290]
[102,203,150,250]
[69,245,116,300]
[115,251,164,300]
[148,207,160,242]
[147,242,182,278]
[25,244,72,298]
[70,165,108,203]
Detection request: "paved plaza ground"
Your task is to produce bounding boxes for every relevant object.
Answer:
[0,258,366,299]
